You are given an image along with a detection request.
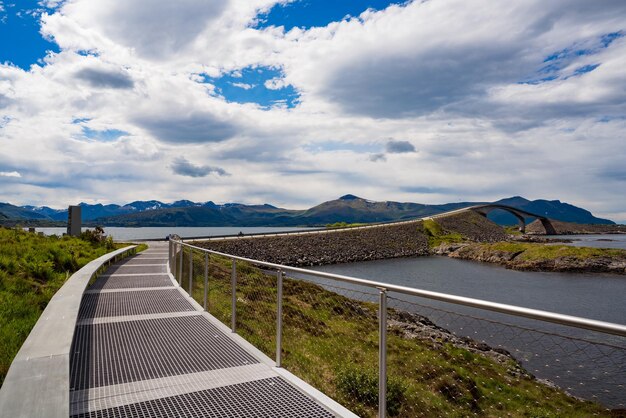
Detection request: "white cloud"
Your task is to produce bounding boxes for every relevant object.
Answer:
[264,77,287,90]
[171,157,229,177]
[0,0,624,221]
[386,140,415,154]
[0,171,21,178]
[53,0,227,59]
[276,0,626,119]
[231,82,254,90]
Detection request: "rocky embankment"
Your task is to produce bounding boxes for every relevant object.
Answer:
[527,219,626,234]
[194,210,625,274]
[434,211,508,242]
[198,222,429,266]
[388,310,528,377]
[434,242,626,274]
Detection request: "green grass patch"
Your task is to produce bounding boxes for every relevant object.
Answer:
[0,227,127,386]
[504,225,523,235]
[485,242,626,261]
[326,222,368,229]
[129,243,149,253]
[420,219,465,248]
[179,250,608,417]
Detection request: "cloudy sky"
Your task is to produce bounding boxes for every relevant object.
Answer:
[1,0,625,221]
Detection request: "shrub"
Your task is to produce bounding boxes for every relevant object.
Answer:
[336,367,406,416]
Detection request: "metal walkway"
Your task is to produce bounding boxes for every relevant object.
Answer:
[69,243,338,417]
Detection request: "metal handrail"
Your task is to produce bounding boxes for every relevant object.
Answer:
[172,239,626,337]
[169,238,626,418]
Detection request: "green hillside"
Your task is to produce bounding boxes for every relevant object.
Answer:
[0,227,122,385]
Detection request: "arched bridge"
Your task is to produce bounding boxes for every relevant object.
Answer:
[469,204,556,234]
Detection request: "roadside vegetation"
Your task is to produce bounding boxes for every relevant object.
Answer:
[0,227,127,386]
[326,221,369,229]
[503,225,523,235]
[418,219,464,248]
[182,251,607,417]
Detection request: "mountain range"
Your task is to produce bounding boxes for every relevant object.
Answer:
[0,195,615,227]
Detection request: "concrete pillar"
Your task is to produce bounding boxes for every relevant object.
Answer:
[67,206,82,237]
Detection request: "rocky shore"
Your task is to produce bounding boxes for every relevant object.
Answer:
[388,310,528,376]
[434,242,626,274]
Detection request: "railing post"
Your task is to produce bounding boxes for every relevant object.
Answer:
[276,270,284,367]
[178,243,183,286]
[231,259,237,333]
[188,247,193,294]
[379,288,387,418]
[203,253,208,311]
[168,239,172,271]
[170,242,178,278]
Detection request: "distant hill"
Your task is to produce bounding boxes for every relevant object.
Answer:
[8,200,214,222]
[0,195,615,227]
[297,194,474,224]
[0,203,50,220]
[489,196,614,225]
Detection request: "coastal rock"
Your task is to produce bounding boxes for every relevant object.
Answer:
[512,235,573,244]
[435,211,508,242]
[445,243,626,274]
[433,243,469,255]
[388,310,528,377]
[197,222,429,267]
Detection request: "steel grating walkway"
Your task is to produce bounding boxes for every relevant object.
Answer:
[69,243,337,417]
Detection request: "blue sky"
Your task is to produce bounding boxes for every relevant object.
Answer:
[1,0,625,222]
[203,66,299,109]
[0,0,59,69]
[519,31,623,84]
[256,0,405,30]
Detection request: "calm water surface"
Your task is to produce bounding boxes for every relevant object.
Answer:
[311,256,625,323]
[307,257,625,408]
[555,233,626,249]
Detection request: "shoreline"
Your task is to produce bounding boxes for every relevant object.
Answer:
[433,241,626,275]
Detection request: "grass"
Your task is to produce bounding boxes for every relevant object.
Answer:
[419,219,465,248]
[133,243,149,253]
[180,250,608,417]
[0,227,128,386]
[326,221,369,229]
[485,242,626,261]
[503,225,524,235]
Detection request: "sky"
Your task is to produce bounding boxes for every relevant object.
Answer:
[1,0,625,222]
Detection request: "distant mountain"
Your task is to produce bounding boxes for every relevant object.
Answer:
[489,196,614,225]
[121,200,166,212]
[0,203,50,220]
[92,202,300,227]
[0,195,615,227]
[84,195,616,227]
[94,205,236,227]
[21,205,66,220]
[297,194,473,224]
[2,200,211,223]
